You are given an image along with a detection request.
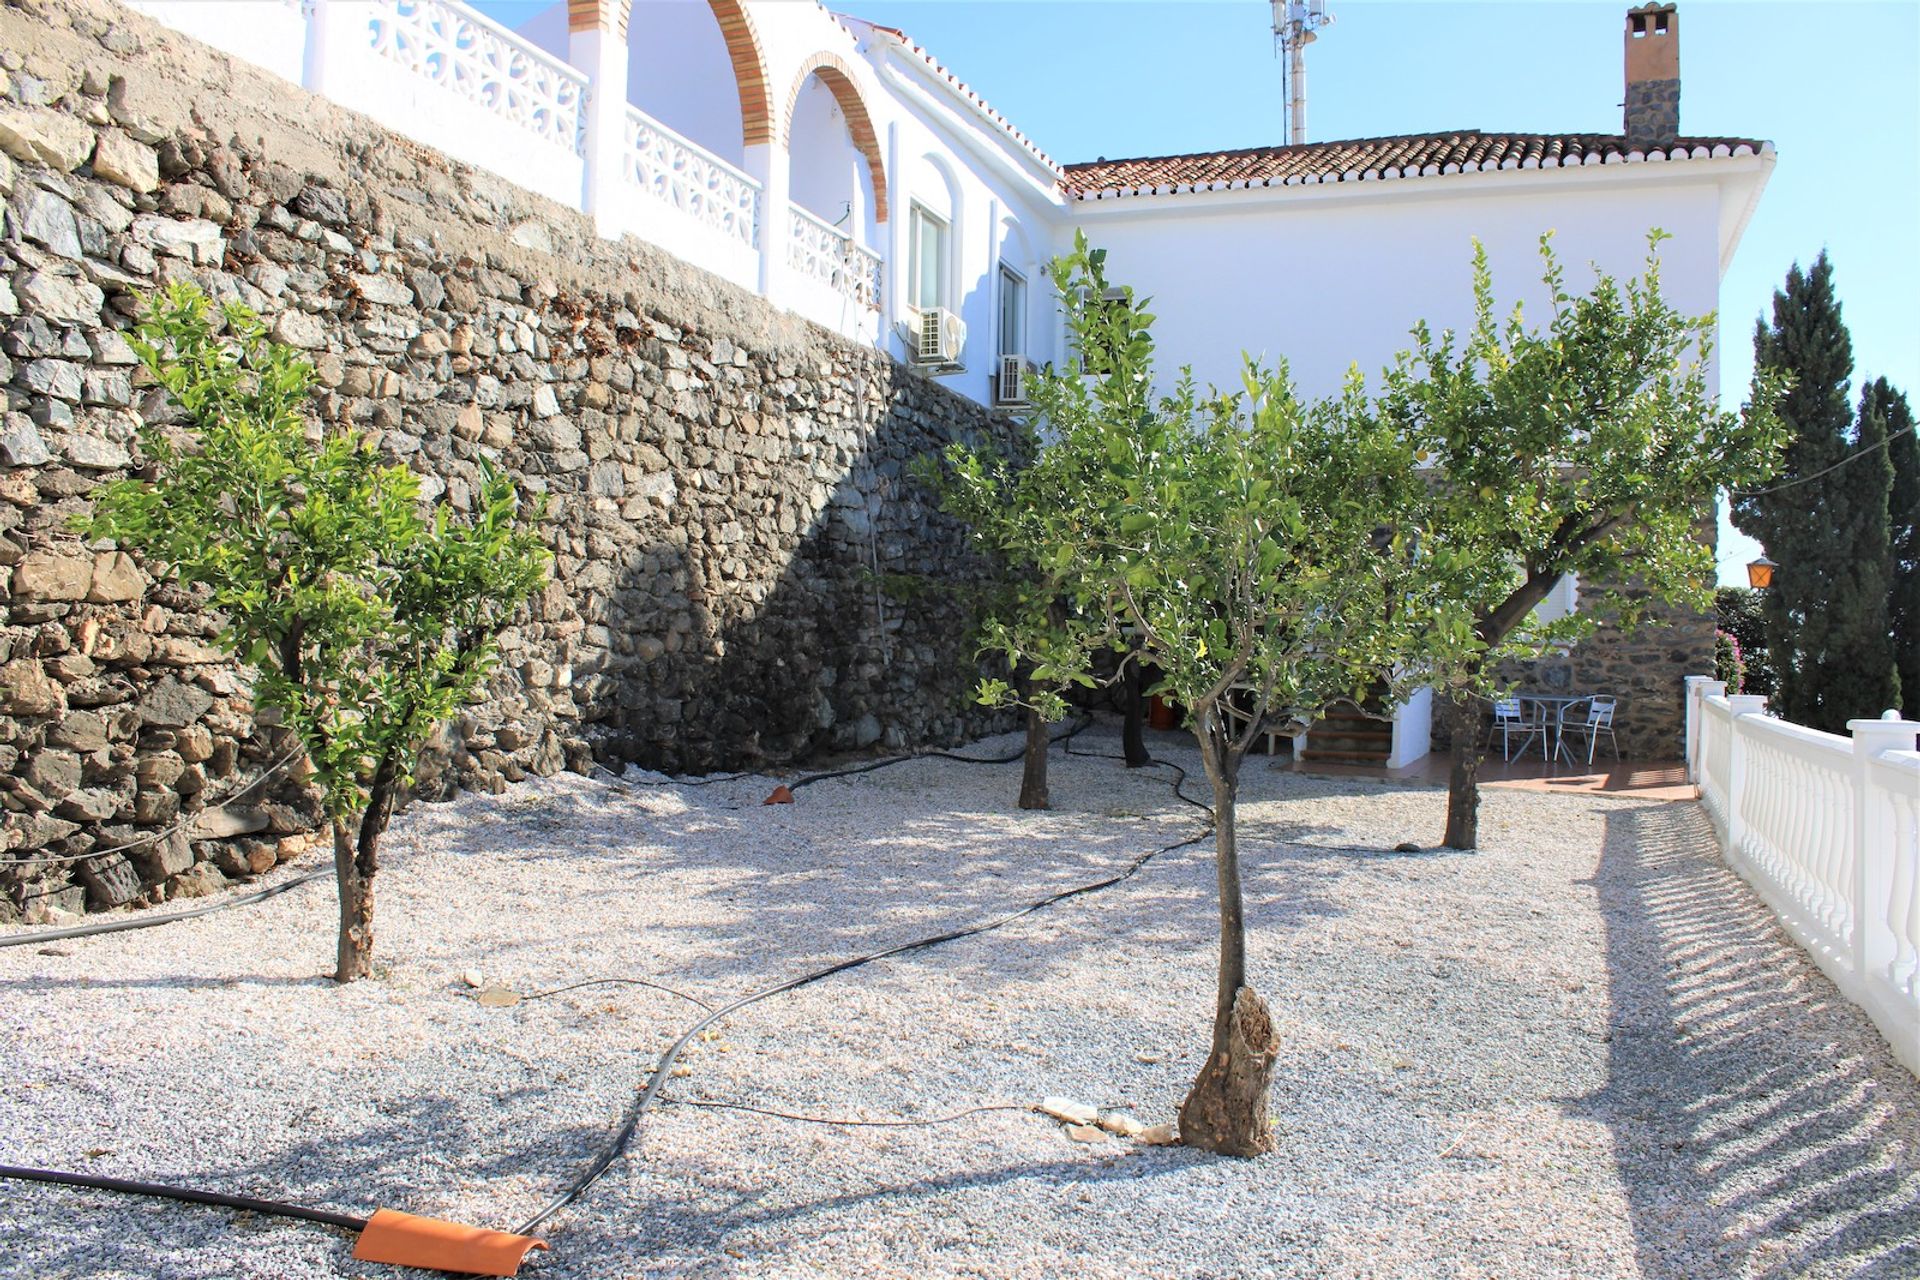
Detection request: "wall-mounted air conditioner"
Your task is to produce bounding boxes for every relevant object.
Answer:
[993,354,1034,406]
[912,307,966,367]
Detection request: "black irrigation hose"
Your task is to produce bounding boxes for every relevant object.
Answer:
[513,722,1214,1237]
[658,1098,1033,1129]
[3,716,1200,1256]
[518,975,714,1012]
[0,1164,367,1232]
[781,713,1097,792]
[0,867,333,950]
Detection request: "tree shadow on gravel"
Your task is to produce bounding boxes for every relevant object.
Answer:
[1587,802,1920,1279]
[539,1126,1255,1276]
[411,739,1361,998]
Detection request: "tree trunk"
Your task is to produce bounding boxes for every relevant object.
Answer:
[1442,694,1483,850]
[1178,713,1279,1157]
[1121,652,1150,768]
[331,818,375,982]
[1018,703,1050,810]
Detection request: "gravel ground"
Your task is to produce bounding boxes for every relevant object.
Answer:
[3,721,1917,1280]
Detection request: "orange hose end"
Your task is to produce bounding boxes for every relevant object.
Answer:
[764,784,794,805]
[352,1208,548,1277]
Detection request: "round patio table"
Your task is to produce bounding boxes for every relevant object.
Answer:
[1518,694,1590,765]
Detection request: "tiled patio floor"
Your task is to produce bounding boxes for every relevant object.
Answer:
[1274,751,1695,801]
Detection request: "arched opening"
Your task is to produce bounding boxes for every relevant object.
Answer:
[518,0,773,164]
[783,53,889,234]
[626,0,771,165]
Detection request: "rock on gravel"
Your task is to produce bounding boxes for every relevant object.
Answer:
[2,722,1917,1279]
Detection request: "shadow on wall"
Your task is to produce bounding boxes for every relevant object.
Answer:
[407,336,1014,784]
[1586,803,1920,1278]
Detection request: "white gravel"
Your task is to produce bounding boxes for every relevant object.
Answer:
[3,720,1917,1279]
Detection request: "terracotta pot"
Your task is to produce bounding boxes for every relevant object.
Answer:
[1148,694,1181,731]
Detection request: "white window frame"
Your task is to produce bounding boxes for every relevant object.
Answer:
[997,263,1027,358]
[908,204,950,314]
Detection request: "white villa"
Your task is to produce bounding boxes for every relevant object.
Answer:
[117,0,1773,769]
[130,0,1772,407]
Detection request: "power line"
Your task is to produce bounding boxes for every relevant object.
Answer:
[1732,423,1918,499]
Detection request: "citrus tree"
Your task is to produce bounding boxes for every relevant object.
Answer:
[1379,232,1785,848]
[951,237,1426,1154]
[85,283,549,980]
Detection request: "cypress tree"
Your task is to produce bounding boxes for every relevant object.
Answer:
[1874,378,1920,715]
[1835,381,1899,719]
[1732,253,1897,731]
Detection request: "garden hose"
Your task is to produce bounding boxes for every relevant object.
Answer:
[2,715,1208,1275]
[514,724,1213,1236]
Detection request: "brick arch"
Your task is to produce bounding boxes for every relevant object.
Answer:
[706,0,775,148]
[783,52,889,224]
[570,0,775,150]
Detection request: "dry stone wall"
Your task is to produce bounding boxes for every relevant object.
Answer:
[0,0,1013,921]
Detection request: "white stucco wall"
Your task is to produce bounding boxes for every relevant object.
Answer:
[204,0,1761,412]
[1071,168,1734,404]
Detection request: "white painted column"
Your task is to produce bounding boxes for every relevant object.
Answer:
[743,142,789,304]
[569,25,631,239]
[1850,711,1919,984]
[1684,675,1715,782]
[883,119,905,350]
[302,0,361,98]
[1725,692,1768,856]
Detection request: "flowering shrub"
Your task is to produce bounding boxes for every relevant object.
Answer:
[1715,628,1747,693]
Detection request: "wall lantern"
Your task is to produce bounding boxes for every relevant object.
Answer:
[1747,555,1778,590]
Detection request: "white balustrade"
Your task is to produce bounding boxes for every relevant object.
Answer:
[122,0,937,349]
[1866,751,1920,1014]
[623,107,760,248]
[787,205,883,312]
[365,0,586,156]
[1686,679,1920,1076]
[1734,715,1857,952]
[1697,693,1732,835]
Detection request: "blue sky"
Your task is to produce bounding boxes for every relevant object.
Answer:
[485,1,1919,585]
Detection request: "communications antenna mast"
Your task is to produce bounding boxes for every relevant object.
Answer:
[1272,1,1333,146]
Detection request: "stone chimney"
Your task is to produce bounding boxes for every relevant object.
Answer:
[1624,4,1681,146]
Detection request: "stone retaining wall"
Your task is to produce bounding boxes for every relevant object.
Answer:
[0,0,1013,921]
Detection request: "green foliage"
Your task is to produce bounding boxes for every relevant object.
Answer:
[1379,231,1788,701]
[1882,379,1920,714]
[83,283,550,820]
[1734,254,1900,730]
[938,232,1425,758]
[1714,586,1776,696]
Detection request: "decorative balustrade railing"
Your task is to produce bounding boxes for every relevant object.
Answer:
[1735,715,1858,948]
[365,0,586,155]
[623,107,760,247]
[788,205,883,311]
[1686,680,1920,1077]
[1867,752,1920,1015]
[127,0,899,338]
[1698,695,1731,831]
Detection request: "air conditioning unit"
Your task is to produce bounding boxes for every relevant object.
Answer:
[912,307,966,366]
[993,354,1034,406]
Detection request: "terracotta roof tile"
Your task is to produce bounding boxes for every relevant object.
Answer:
[1062,131,1772,198]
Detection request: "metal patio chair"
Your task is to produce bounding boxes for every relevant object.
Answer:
[1559,695,1620,765]
[1486,696,1542,761]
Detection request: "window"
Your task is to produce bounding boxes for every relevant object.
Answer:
[1078,286,1129,374]
[997,265,1026,358]
[908,205,948,312]
[1532,573,1580,625]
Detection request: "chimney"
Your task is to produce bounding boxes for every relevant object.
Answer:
[1624,4,1680,146]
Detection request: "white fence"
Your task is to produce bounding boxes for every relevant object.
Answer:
[1686,677,1920,1076]
[123,0,884,336]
